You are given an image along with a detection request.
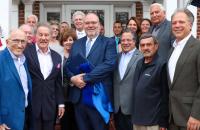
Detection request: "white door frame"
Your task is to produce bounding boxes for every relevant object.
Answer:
[64,4,112,36]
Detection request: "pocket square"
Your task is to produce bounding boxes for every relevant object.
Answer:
[56,63,61,69]
[144,73,151,76]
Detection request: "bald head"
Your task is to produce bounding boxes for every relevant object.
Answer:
[84,13,100,38]
[19,24,34,44]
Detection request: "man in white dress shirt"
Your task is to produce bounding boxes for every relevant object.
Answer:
[72,11,86,39]
[168,9,200,130]
[24,23,65,130]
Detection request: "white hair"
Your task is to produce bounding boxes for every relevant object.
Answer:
[26,14,38,23]
[150,3,165,12]
[72,11,85,22]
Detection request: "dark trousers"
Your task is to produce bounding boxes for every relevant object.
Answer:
[74,103,108,130]
[114,108,132,130]
[169,116,186,130]
[24,107,31,130]
[60,102,77,130]
[32,113,54,130]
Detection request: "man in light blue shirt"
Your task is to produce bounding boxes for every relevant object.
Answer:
[0,29,32,130]
[113,29,143,130]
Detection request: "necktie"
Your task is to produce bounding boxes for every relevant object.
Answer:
[115,37,119,52]
[86,39,92,57]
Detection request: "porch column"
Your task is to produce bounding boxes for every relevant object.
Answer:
[163,0,177,21]
[23,0,34,21]
[0,0,13,38]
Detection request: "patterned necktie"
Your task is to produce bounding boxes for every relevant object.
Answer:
[86,39,92,57]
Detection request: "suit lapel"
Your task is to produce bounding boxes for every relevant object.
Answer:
[171,36,196,87]
[167,47,174,87]
[30,45,44,78]
[48,50,57,78]
[116,53,122,81]
[24,61,32,102]
[122,49,139,80]
[5,48,22,86]
[80,37,87,57]
[87,36,101,58]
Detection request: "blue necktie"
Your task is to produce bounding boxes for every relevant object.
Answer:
[86,39,92,57]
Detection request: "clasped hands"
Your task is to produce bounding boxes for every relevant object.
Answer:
[70,73,86,89]
[0,124,10,130]
[187,116,200,130]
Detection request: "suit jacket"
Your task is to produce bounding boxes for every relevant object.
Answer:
[24,44,64,120]
[113,49,143,115]
[167,36,200,127]
[65,35,117,104]
[0,48,32,130]
[149,19,175,60]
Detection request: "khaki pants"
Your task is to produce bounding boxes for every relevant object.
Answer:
[133,124,159,130]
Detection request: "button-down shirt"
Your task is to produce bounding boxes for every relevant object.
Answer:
[152,19,166,37]
[119,48,136,79]
[86,36,98,55]
[76,30,86,39]
[8,48,29,107]
[168,33,192,83]
[36,44,53,80]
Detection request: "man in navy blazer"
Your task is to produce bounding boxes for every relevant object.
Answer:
[65,13,117,130]
[0,29,32,130]
[24,23,65,130]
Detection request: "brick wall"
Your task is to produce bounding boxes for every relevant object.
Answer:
[33,1,40,21]
[18,0,40,26]
[135,1,143,22]
[18,2,25,26]
[197,8,200,39]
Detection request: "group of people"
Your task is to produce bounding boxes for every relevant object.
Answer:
[0,2,200,130]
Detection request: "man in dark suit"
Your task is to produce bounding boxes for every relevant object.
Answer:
[0,29,32,130]
[111,20,123,52]
[24,23,65,130]
[113,29,142,130]
[149,3,175,60]
[168,9,200,130]
[132,33,169,130]
[65,13,117,130]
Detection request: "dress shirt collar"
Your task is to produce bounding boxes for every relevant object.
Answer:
[173,33,192,48]
[35,43,51,54]
[154,19,166,29]
[7,47,26,64]
[76,30,85,34]
[86,35,98,43]
[122,48,136,56]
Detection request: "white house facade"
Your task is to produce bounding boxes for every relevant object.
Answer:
[0,0,198,38]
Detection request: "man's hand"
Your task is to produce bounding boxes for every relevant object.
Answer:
[70,73,86,89]
[0,124,10,130]
[160,127,167,130]
[58,107,65,119]
[187,116,200,130]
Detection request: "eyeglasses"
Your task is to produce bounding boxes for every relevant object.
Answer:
[11,39,26,44]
